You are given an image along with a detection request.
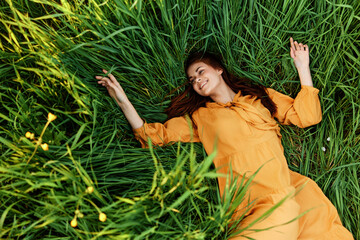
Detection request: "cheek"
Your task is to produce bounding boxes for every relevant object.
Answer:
[192,86,204,96]
[193,85,200,93]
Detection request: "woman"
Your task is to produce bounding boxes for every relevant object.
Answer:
[96,38,353,239]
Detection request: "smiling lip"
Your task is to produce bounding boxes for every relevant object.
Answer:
[200,81,208,89]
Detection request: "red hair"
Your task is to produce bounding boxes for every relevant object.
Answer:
[165,51,277,126]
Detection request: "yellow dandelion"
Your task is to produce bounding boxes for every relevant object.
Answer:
[99,212,107,222]
[40,143,49,151]
[48,112,57,122]
[85,186,94,194]
[25,132,31,138]
[70,218,77,228]
[29,133,35,140]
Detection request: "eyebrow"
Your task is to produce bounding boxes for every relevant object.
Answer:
[189,66,203,80]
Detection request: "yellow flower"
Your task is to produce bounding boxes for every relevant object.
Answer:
[41,143,49,151]
[70,218,77,228]
[25,132,31,138]
[29,133,35,140]
[48,112,57,122]
[85,186,94,194]
[99,212,107,222]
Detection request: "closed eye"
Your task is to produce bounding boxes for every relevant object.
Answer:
[188,68,204,84]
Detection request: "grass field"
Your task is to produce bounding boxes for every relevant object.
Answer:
[1,0,359,239]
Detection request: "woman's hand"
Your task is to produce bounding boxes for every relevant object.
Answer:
[95,69,144,129]
[96,69,128,104]
[290,37,310,70]
[289,37,313,86]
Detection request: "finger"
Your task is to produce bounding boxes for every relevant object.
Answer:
[299,43,304,51]
[97,78,110,85]
[95,76,110,81]
[102,69,119,83]
[102,69,114,81]
[107,73,117,83]
[290,47,295,59]
[290,37,296,51]
[98,71,121,88]
[305,44,309,52]
[97,80,109,87]
[294,41,299,51]
[99,80,115,88]
[97,80,107,86]
[106,72,121,87]
[102,69,115,80]
[97,80,107,85]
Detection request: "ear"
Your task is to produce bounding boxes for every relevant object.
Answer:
[217,68,223,75]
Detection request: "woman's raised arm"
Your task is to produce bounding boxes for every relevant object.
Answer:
[95,69,144,129]
[96,70,200,148]
[290,37,313,87]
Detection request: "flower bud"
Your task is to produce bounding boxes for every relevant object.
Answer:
[41,143,49,151]
[29,133,35,140]
[25,132,31,138]
[70,218,77,227]
[99,212,107,222]
[48,112,57,122]
[85,186,94,194]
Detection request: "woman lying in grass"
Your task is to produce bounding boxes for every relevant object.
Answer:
[96,38,353,239]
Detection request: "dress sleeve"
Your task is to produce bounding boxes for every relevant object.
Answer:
[267,85,322,128]
[132,116,200,148]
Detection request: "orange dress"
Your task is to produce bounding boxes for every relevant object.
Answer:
[133,86,353,240]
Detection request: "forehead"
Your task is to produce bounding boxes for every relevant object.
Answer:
[186,61,208,75]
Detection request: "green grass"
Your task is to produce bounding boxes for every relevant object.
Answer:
[1,0,359,239]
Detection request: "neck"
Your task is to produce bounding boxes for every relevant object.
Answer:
[209,83,237,104]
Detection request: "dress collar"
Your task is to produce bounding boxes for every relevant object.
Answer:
[206,90,242,108]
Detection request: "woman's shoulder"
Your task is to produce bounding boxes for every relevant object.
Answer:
[191,103,221,123]
[190,106,209,121]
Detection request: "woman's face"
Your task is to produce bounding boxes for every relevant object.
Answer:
[186,61,224,97]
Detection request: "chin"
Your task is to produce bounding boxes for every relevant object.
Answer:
[195,84,213,97]
[197,90,211,97]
